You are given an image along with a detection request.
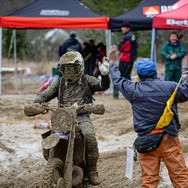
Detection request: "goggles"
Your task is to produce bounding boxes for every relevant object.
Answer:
[60,64,82,74]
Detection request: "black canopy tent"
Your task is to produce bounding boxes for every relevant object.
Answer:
[0,0,109,94]
[0,0,108,29]
[109,0,178,32]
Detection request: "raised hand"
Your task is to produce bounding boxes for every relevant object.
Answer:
[98,57,109,75]
[108,45,118,64]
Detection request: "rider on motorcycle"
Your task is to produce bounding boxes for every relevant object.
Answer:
[33,51,110,186]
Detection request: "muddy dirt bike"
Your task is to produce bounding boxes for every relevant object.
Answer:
[24,103,105,188]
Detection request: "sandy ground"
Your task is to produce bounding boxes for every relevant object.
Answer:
[0,92,188,188]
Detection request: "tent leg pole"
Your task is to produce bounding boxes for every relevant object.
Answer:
[13,29,18,94]
[106,29,112,57]
[150,28,156,61]
[154,41,157,64]
[0,27,2,95]
[105,30,109,57]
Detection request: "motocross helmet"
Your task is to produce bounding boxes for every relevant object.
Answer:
[58,52,84,84]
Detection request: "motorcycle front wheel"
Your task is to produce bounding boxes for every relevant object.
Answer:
[42,158,64,188]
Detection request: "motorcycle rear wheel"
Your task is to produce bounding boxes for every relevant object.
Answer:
[42,158,64,188]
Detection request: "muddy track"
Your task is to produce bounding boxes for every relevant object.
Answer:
[0,94,187,188]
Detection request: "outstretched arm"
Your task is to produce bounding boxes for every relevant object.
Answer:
[108,45,119,64]
[108,45,134,102]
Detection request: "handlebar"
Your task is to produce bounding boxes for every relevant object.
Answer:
[79,103,105,115]
[24,103,105,117]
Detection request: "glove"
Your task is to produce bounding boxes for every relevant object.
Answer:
[84,104,105,115]
[98,57,109,76]
[24,103,48,116]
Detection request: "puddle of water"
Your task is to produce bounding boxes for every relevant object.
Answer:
[98,132,137,153]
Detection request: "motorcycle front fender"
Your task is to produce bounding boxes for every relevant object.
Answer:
[42,134,61,150]
[42,133,68,150]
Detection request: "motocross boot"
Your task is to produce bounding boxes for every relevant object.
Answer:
[85,134,100,186]
[87,155,100,186]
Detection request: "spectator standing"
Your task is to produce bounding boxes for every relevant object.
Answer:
[161,31,186,82]
[89,39,98,76]
[96,42,106,63]
[93,42,107,78]
[81,42,92,75]
[58,30,82,60]
[113,21,137,99]
[108,45,188,188]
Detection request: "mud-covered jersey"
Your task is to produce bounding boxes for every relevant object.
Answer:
[34,74,110,107]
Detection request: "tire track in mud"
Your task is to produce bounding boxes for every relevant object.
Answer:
[0,140,15,153]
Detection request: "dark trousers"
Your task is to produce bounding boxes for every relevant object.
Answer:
[165,67,182,83]
[113,61,133,98]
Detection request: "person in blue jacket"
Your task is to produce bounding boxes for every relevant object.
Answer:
[107,44,188,188]
[58,30,82,60]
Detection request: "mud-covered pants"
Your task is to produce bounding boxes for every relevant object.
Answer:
[77,114,99,171]
[139,134,188,188]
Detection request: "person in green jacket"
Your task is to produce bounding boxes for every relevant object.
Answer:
[161,31,186,82]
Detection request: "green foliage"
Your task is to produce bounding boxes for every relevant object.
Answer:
[3,29,28,59]
[16,30,28,58]
[2,29,12,57]
[132,30,153,59]
[80,0,142,17]
[137,37,151,58]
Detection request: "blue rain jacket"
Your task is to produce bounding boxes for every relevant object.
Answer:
[109,64,188,136]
